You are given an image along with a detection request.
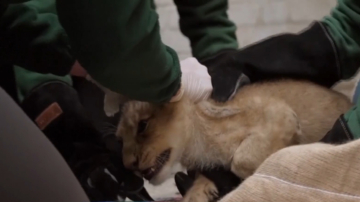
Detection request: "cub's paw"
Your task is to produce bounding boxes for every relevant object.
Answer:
[182,175,218,202]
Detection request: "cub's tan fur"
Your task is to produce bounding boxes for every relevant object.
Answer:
[117,80,352,202]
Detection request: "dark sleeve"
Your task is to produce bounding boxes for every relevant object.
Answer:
[56,0,181,103]
[174,0,238,60]
[322,0,360,80]
[23,0,58,14]
[0,2,7,16]
[0,1,75,76]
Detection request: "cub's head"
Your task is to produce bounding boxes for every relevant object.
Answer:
[117,100,192,185]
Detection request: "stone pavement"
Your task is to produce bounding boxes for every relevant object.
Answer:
[137,0,360,200]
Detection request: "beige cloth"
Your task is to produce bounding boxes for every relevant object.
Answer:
[220,139,360,202]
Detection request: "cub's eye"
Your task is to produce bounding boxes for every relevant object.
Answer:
[137,120,148,135]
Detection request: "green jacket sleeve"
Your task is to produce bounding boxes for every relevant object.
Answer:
[23,0,58,14]
[0,0,75,76]
[322,0,360,80]
[174,0,238,60]
[56,0,181,103]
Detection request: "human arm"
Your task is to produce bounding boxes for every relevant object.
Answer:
[0,0,75,75]
[174,0,238,60]
[55,0,181,103]
[322,0,360,80]
[205,0,360,102]
[23,0,58,14]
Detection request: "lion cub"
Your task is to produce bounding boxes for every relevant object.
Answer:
[117,80,352,202]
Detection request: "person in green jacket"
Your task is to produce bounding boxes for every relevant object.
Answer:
[4,0,360,201]
[202,0,360,142]
[0,0,242,201]
[10,0,239,104]
[55,0,240,103]
[176,0,360,197]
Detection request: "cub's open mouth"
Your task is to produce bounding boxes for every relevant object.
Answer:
[142,149,171,180]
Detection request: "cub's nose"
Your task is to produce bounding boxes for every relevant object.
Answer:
[123,156,139,170]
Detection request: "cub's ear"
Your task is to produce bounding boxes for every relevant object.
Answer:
[86,75,130,117]
[158,101,180,111]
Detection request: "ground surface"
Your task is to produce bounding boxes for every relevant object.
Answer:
[129,0,360,200]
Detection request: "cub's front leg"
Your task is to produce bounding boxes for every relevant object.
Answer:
[230,102,301,179]
[182,174,218,202]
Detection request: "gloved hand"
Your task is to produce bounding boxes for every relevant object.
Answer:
[0,3,75,76]
[200,21,341,102]
[70,141,149,201]
[71,57,212,104]
[170,57,212,103]
[84,57,213,116]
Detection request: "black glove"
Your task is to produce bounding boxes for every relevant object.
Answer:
[20,81,149,201]
[200,21,342,102]
[69,141,147,201]
[175,167,242,200]
[0,3,75,76]
[320,114,355,144]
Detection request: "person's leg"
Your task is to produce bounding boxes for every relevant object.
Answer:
[0,87,89,202]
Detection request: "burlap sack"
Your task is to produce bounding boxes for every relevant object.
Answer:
[220,139,360,202]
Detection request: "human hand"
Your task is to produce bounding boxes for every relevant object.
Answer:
[170,57,212,103]
[69,135,152,201]
[200,50,250,103]
[200,22,340,103]
[71,143,150,201]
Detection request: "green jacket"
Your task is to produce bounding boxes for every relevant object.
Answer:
[0,1,74,76]
[55,0,238,103]
[0,0,73,101]
[2,0,238,103]
[3,0,360,139]
[321,0,360,139]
